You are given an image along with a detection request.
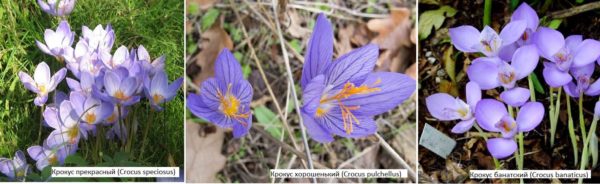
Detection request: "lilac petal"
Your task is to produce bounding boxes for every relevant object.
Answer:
[18,72,39,93]
[564,82,579,98]
[542,62,572,87]
[97,102,114,122]
[449,25,480,53]
[301,13,334,89]
[66,78,81,91]
[585,80,600,96]
[27,146,44,161]
[36,40,52,55]
[120,77,138,96]
[301,109,334,143]
[477,26,502,56]
[511,45,539,80]
[496,115,518,138]
[232,80,253,104]
[533,27,565,59]
[451,118,475,134]
[330,116,377,138]
[48,68,67,91]
[302,75,326,116]
[34,62,51,86]
[103,71,120,95]
[595,101,600,117]
[187,94,221,123]
[69,92,86,115]
[498,43,518,61]
[573,39,600,67]
[511,3,539,30]
[151,71,168,95]
[516,102,545,132]
[499,20,527,46]
[324,44,378,88]
[137,45,150,61]
[565,35,583,50]
[232,113,252,138]
[500,87,530,107]
[37,0,51,13]
[467,57,501,90]
[35,96,48,106]
[466,82,481,108]
[166,77,184,99]
[425,93,463,121]
[342,72,415,116]
[214,48,243,87]
[199,78,222,109]
[571,63,595,78]
[475,99,507,132]
[487,138,517,159]
[43,107,61,130]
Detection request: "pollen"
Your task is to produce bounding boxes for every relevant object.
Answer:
[67,127,79,144]
[318,79,381,134]
[457,108,468,118]
[217,83,250,126]
[84,113,96,124]
[48,154,58,165]
[114,90,129,101]
[152,93,165,104]
[521,32,528,41]
[498,71,515,85]
[38,84,47,94]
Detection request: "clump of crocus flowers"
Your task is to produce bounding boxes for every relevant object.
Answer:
[427,2,600,175]
[1,1,182,181]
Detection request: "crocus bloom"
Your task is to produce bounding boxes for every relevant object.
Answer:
[137,45,166,77]
[36,21,75,61]
[426,82,480,133]
[0,151,28,181]
[66,71,96,95]
[38,0,76,16]
[564,63,600,97]
[27,138,73,171]
[187,48,253,138]
[534,28,600,77]
[70,92,113,125]
[100,67,140,106]
[467,45,538,106]
[18,62,67,106]
[475,99,544,158]
[511,3,539,46]
[449,20,526,57]
[81,24,115,54]
[144,71,183,111]
[101,46,133,69]
[299,14,415,143]
[45,100,87,146]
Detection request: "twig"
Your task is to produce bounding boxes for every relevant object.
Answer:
[292,1,389,18]
[549,1,600,18]
[272,83,292,183]
[252,126,329,169]
[230,0,307,168]
[271,1,316,182]
[375,133,416,182]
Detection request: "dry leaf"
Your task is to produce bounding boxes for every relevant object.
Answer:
[367,7,414,72]
[188,0,218,10]
[185,122,226,182]
[192,19,233,85]
[286,10,311,38]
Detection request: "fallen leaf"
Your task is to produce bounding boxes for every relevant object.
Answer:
[185,121,226,182]
[286,10,311,38]
[443,46,456,82]
[191,18,233,85]
[367,7,414,72]
[418,6,456,40]
[439,79,459,97]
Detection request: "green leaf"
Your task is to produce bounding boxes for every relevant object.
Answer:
[242,64,251,79]
[65,154,88,166]
[187,3,200,15]
[254,106,283,138]
[288,39,302,54]
[201,8,220,31]
[41,166,52,181]
[591,134,598,168]
[418,6,456,40]
[530,73,545,95]
[548,19,562,29]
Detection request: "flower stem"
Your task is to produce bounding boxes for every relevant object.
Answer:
[528,75,536,101]
[38,105,45,144]
[474,124,501,169]
[483,0,492,26]
[140,108,153,160]
[567,91,579,165]
[579,92,587,143]
[578,116,598,184]
[117,104,125,149]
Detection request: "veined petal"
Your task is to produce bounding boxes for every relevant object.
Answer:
[214,48,243,87]
[232,80,253,104]
[500,87,530,107]
[449,25,480,53]
[573,39,600,67]
[425,93,464,121]
[36,40,52,56]
[301,109,334,143]
[232,110,252,138]
[43,107,61,130]
[511,3,539,30]
[342,72,415,116]
[533,27,565,59]
[199,78,221,109]
[18,71,39,93]
[516,102,544,132]
[511,45,539,80]
[451,118,475,134]
[542,62,571,87]
[48,68,67,91]
[317,108,377,138]
[499,20,527,46]
[466,82,481,108]
[467,57,501,90]
[595,101,600,117]
[302,75,326,116]
[564,81,579,98]
[324,44,378,89]
[475,99,507,132]
[301,13,334,89]
[487,138,517,159]
[165,77,183,101]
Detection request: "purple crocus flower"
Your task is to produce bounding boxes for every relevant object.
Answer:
[45,100,88,146]
[449,20,526,57]
[511,3,539,46]
[99,67,140,106]
[475,99,544,158]
[137,45,166,77]
[0,151,28,181]
[80,24,115,54]
[187,48,253,138]
[66,71,96,95]
[69,92,114,125]
[535,29,600,88]
[564,63,600,97]
[426,82,480,133]
[38,0,76,17]
[36,21,75,61]
[18,62,67,106]
[101,46,133,69]
[27,138,74,171]
[299,14,415,143]
[144,71,182,111]
[467,45,538,106]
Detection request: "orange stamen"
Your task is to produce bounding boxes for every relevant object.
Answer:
[217,83,250,127]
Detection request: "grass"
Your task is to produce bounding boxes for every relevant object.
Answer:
[0,0,183,173]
